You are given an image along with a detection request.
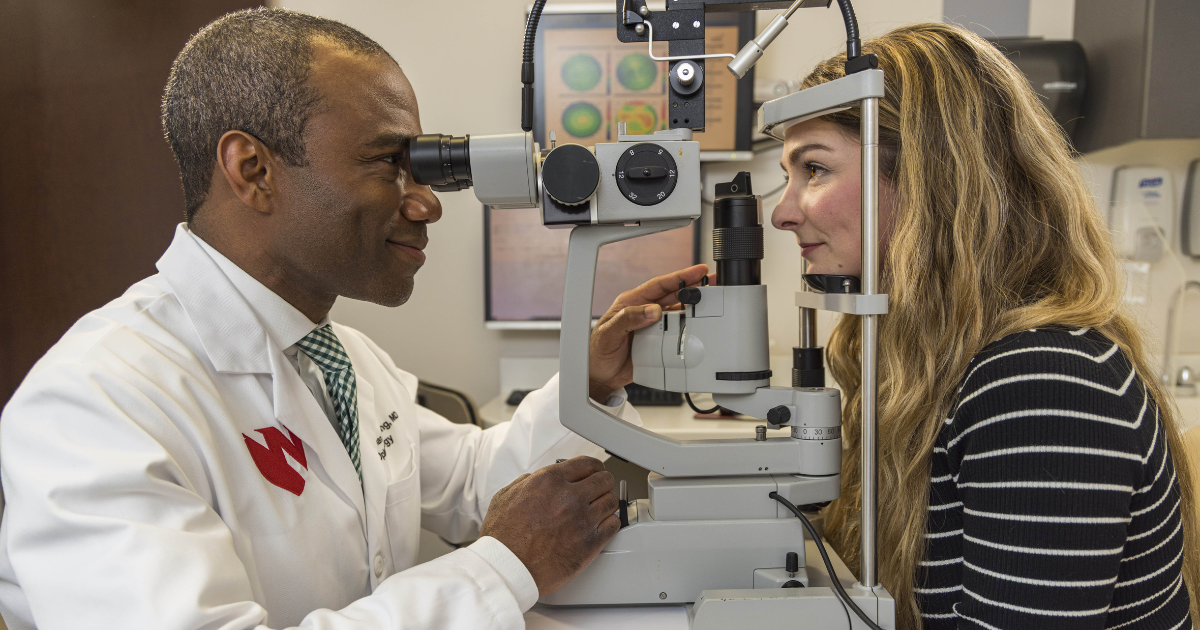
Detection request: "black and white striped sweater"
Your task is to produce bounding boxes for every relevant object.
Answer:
[919,327,1193,629]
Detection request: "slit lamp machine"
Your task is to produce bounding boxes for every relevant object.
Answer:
[410,1,893,626]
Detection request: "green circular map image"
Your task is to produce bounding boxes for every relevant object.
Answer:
[616,53,658,91]
[562,102,602,138]
[561,54,602,92]
[616,102,658,135]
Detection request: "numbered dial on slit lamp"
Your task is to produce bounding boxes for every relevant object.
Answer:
[615,143,678,206]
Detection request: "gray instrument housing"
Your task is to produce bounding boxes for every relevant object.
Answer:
[632,285,771,394]
[463,129,701,223]
[468,132,540,209]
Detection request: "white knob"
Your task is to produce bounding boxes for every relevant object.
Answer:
[676,62,695,86]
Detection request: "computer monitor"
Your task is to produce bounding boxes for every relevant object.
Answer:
[484,205,699,328]
[533,4,756,158]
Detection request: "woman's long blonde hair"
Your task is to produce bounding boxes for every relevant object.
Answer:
[805,23,1199,629]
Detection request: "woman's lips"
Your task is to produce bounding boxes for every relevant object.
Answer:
[800,242,823,257]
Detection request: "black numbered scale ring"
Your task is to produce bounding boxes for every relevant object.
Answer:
[614,143,678,206]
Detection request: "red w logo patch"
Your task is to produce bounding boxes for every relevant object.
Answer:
[243,427,308,496]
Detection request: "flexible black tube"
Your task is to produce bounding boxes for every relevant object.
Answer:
[835,0,861,60]
[770,492,885,630]
[520,0,548,131]
[523,0,547,63]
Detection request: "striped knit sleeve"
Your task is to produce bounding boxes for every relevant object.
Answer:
[943,330,1146,629]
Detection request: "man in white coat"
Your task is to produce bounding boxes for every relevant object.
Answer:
[0,9,709,630]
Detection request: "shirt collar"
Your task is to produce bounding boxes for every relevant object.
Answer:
[188,229,327,350]
[155,223,326,374]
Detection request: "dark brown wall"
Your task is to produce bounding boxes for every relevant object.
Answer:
[0,1,259,405]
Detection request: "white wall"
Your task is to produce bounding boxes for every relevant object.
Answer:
[1027,0,1074,39]
[1078,141,1200,385]
[273,0,943,403]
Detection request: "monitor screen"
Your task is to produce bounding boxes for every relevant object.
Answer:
[533,7,754,153]
[485,206,698,325]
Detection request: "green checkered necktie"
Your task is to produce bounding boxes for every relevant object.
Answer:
[295,325,361,480]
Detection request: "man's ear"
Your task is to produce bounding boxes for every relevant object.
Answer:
[215,130,277,214]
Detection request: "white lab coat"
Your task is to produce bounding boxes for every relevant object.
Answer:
[0,225,640,630]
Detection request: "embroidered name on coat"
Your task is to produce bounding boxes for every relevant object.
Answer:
[243,427,308,496]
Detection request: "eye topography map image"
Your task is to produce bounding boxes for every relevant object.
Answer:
[615,53,657,91]
[615,102,657,135]
[561,53,603,92]
[544,27,674,144]
[562,101,603,138]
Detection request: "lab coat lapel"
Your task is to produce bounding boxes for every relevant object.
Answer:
[155,225,271,374]
[268,342,367,530]
[356,377,389,547]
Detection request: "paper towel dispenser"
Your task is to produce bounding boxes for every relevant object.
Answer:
[989,38,1088,146]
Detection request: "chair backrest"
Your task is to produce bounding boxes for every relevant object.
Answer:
[417,382,479,426]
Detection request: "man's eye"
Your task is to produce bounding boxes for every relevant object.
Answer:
[380,153,404,165]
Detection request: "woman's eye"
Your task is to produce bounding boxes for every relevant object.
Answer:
[807,163,824,178]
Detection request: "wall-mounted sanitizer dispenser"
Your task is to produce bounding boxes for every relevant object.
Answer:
[1110,166,1175,263]
[1182,160,1200,259]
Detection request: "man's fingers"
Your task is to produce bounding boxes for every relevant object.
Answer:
[554,456,606,482]
[613,264,709,310]
[596,513,621,541]
[600,304,661,338]
[575,470,616,502]
[588,491,620,522]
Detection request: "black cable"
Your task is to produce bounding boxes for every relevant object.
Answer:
[520,0,548,131]
[685,392,720,415]
[835,0,861,60]
[770,492,885,630]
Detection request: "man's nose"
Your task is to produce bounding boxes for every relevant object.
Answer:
[404,183,443,224]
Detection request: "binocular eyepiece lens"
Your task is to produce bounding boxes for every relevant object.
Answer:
[410,133,472,192]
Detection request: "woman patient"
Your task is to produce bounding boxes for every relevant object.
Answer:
[766,23,1197,630]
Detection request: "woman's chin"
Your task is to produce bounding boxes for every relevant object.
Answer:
[803,262,859,277]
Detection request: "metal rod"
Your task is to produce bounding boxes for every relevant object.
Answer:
[800,259,816,348]
[800,308,817,348]
[783,0,807,19]
[858,96,880,589]
[645,22,736,62]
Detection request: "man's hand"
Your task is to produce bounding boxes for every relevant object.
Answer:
[588,264,712,401]
[479,457,619,596]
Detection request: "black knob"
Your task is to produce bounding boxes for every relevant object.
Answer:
[786,551,799,573]
[767,405,791,425]
[614,143,678,206]
[541,144,599,206]
[677,287,702,305]
[629,165,668,180]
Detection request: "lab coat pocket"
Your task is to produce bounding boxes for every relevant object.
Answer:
[384,443,421,572]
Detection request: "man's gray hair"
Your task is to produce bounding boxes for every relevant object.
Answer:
[162,8,392,221]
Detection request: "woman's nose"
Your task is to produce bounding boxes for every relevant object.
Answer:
[771,182,802,230]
